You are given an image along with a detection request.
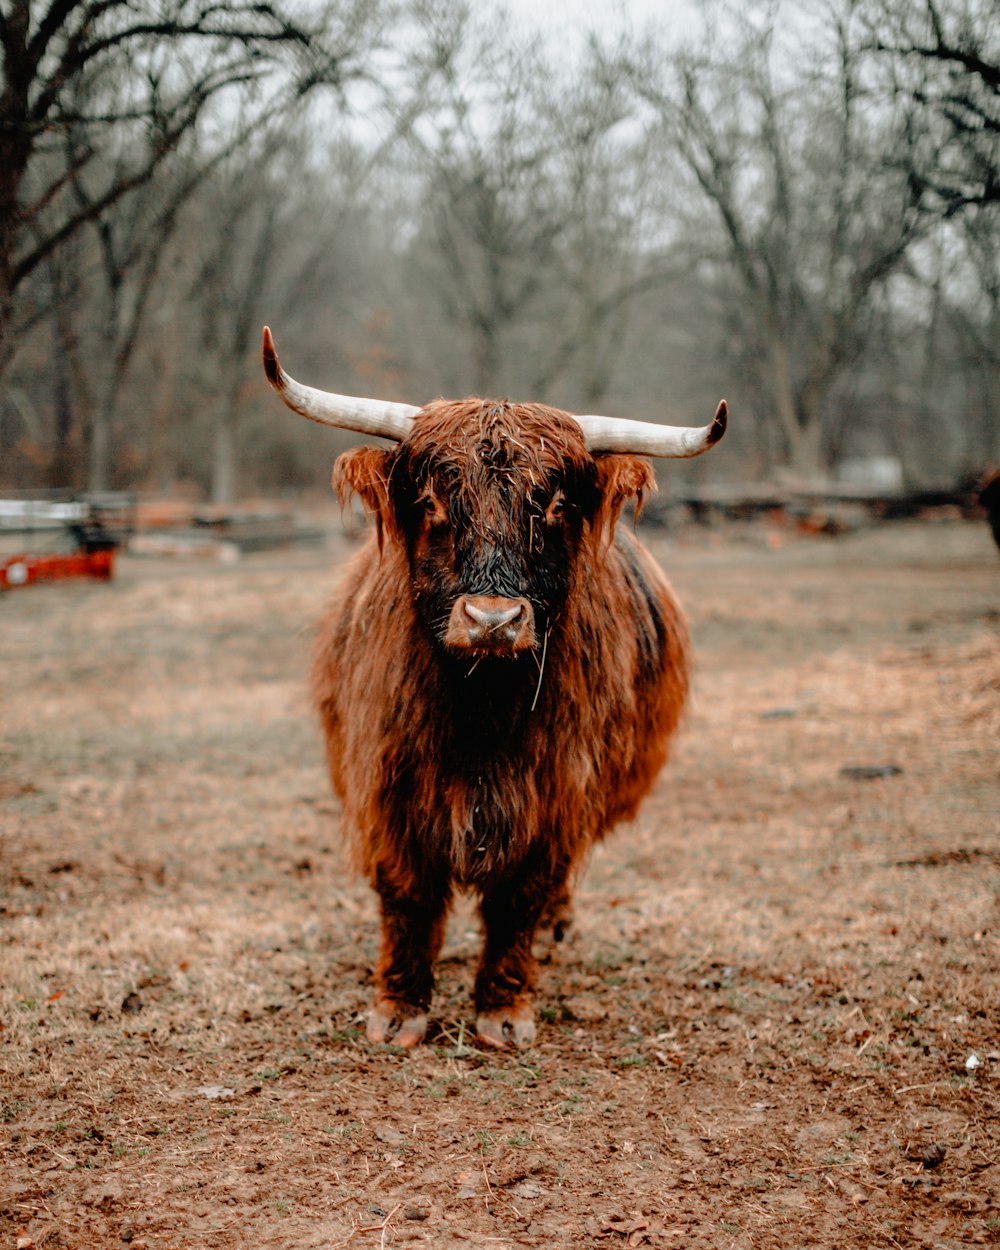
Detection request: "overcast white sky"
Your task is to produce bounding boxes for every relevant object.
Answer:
[502,0,700,43]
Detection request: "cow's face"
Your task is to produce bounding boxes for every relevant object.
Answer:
[335,400,654,659]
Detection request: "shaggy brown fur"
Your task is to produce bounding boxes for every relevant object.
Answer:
[312,399,690,1048]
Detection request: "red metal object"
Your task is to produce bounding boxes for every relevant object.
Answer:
[1,549,115,589]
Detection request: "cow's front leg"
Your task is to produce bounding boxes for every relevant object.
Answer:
[475,865,567,1049]
[368,874,450,1048]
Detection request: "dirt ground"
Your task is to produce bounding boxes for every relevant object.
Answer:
[1,513,998,1250]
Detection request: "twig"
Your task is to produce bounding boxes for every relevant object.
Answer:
[481,1150,496,1205]
[831,1166,889,1196]
[530,627,550,712]
[333,1202,402,1249]
[380,1203,401,1250]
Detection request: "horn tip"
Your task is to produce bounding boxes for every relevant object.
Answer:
[710,399,728,444]
[262,326,280,386]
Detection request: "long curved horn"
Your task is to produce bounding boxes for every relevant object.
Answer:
[574,400,728,458]
[262,326,419,442]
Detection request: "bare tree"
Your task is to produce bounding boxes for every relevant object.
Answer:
[631,2,936,479]
[528,48,693,410]
[870,0,999,214]
[65,103,213,490]
[951,206,1000,464]
[0,0,383,386]
[404,16,565,395]
[868,0,999,470]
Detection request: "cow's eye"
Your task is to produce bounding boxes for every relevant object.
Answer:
[420,492,448,525]
[545,491,566,524]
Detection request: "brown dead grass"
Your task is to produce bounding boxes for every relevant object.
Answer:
[1,517,998,1250]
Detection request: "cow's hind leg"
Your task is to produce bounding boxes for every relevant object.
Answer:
[475,863,567,1049]
[368,876,450,1048]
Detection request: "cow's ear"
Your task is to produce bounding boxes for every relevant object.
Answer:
[592,454,657,549]
[332,447,399,551]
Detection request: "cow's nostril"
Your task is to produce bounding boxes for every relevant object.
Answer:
[447,596,534,652]
[464,601,523,629]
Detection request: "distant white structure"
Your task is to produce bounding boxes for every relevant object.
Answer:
[835,456,904,492]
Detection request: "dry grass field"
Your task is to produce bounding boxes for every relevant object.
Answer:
[1,514,998,1249]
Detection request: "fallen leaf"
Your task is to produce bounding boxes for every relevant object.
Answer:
[196,1085,235,1099]
[508,1179,546,1200]
[562,993,607,1023]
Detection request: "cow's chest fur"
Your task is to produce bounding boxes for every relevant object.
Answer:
[377,648,596,887]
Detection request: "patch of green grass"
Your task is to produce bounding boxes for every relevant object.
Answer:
[321,1120,361,1137]
[325,1028,361,1043]
[477,1063,540,1088]
[612,1054,648,1069]
[281,1049,312,1065]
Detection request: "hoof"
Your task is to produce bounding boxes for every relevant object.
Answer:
[476,1003,536,1049]
[366,1002,428,1048]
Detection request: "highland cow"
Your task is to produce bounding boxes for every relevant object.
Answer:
[262,326,727,1048]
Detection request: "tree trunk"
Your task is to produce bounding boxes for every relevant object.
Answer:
[211,402,238,505]
[788,411,825,481]
[473,323,499,395]
[87,301,123,492]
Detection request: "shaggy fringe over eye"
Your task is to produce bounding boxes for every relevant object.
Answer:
[399,400,597,529]
[333,446,396,552]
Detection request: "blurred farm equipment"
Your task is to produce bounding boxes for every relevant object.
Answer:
[642,480,988,535]
[0,491,135,589]
[128,502,326,560]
